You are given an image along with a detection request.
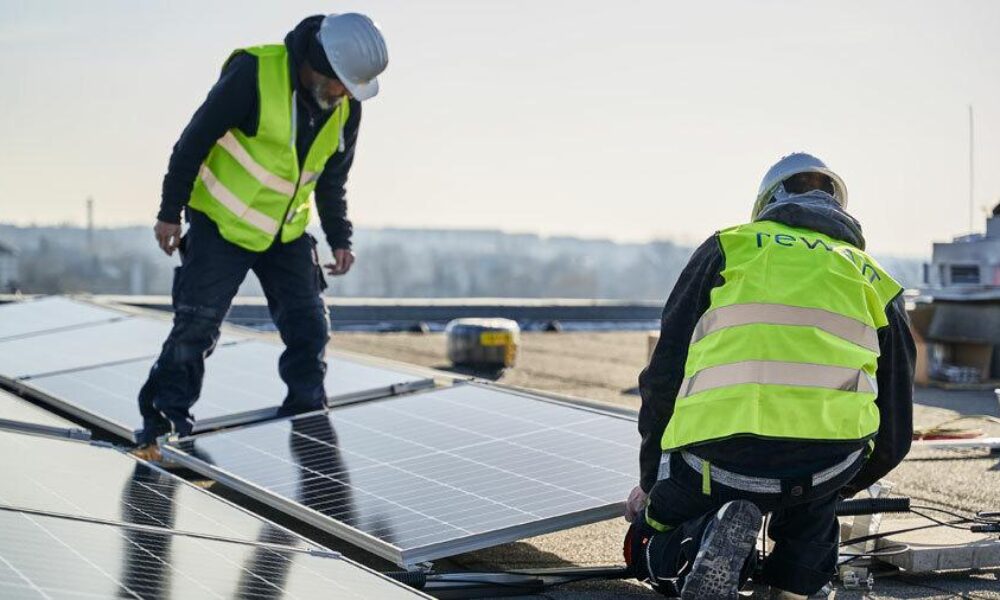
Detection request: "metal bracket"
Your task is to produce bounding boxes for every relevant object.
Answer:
[838,481,892,591]
[840,569,874,591]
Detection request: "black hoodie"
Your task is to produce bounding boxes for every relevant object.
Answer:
[637,197,915,495]
[158,16,361,250]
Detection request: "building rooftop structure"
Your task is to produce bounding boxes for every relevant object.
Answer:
[924,204,1000,299]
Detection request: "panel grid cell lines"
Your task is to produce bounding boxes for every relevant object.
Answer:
[0,388,89,439]
[21,340,436,442]
[0,296,125,341]
[0,430,294,544]
[0,511,430,599]
[163,384,638,566]
[0,430,429,598]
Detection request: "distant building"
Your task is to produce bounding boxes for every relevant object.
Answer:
[0,239,17,292]
[924,204,1000,294]
[920,203,1000,381]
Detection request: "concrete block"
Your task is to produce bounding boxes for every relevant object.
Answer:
[875,516,1000,572]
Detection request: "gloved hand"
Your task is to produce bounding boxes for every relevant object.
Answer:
[623,485,648,523]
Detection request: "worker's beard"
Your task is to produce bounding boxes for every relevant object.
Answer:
[310,82,339,112]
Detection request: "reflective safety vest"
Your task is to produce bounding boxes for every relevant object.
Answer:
[660,220,903,452]
[188,45,351,252]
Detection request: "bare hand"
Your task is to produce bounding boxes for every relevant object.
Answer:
[624,485,648,523]
[324,248,356,276]
[154,220,182,256]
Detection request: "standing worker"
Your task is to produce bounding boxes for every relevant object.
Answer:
[623,153,915,598]
[133,14,388,460]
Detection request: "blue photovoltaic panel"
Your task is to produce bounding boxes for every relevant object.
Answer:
[0,296,124,341]
[164,383,638,566]
[22,340,435,442]
[0,511,429,599]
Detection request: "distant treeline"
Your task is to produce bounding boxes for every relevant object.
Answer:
[0,224,924,300]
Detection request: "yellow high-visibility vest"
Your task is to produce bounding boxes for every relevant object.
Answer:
[661,220,903,451]
[188,44,350,251]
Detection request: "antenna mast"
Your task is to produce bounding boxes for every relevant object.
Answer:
[968,105,974,232]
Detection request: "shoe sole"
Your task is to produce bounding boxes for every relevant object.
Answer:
[681,500,762,600]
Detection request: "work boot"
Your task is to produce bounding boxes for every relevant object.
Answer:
[680,500,762,600]
[130,443,162,463]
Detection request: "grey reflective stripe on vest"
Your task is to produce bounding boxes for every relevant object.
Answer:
[299,170,322,187]
[691,303,880,353]
[678,360,878,399]
[217,131,296,197]
[198,166,281,236]
[666,449,864,493]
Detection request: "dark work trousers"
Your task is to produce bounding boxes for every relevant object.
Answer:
[629,450,864,596]
[137,209,329,444]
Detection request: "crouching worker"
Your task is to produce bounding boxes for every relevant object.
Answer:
[623,153,915,598]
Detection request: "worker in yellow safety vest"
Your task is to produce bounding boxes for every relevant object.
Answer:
[133,14,388,460]
[623,153,915,599]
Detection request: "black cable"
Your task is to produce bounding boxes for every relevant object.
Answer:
[838,501,1000,547]
[911,504,1000,525]
[840,517,967,546]
[909,509,976,532]
[836,497,911,516]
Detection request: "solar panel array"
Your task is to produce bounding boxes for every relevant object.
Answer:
[0,430,429,599]
[163,384,638,566]
[0,298,436,441]
[0,388,89,439]
[1,296,641,571]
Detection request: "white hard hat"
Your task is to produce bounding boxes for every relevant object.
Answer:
[318,13,388,101]
[751,152,848,220]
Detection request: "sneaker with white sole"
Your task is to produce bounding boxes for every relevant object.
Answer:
[680,500,762,600]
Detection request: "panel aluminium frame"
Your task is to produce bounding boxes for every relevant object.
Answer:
[324,350,439,406]
[0,388,91,440]
[8,376,152,443]
[162,383,639,567]
[11,369,275,445]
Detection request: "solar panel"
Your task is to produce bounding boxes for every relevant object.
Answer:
[0,388,89,439]
[21,340,436,442]
[0,318,175,380]
[200,341,438,406]
[0,510,429,599]
[0,296,124,341]
[163,383,638,566]
[0,315,247,381]
[0,430,302,544]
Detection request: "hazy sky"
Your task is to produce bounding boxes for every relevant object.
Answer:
[1,1,998,255]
